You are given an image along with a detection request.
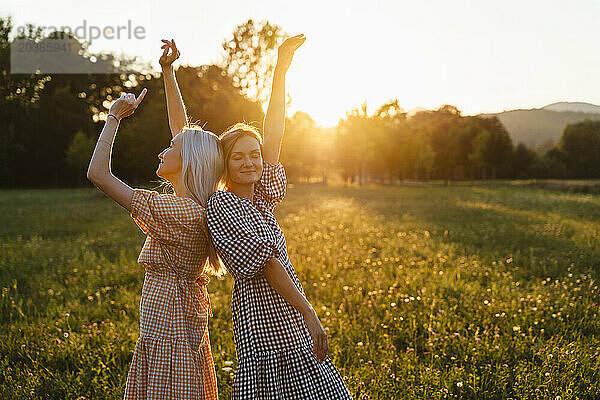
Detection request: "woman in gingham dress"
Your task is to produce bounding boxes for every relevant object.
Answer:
[205,35,353,399]
[87,77,224,396]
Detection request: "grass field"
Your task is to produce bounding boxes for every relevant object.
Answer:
[1,183,600,399]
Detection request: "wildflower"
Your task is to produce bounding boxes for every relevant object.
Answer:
[457,382,463,387]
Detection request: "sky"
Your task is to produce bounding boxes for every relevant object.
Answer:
[4,0,600,127]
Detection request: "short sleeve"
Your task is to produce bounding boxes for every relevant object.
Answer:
[254,161,287,211]
[130,188,201,246]
[206,191,279,280]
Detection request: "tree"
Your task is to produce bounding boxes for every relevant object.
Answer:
[65,131,96,185]
[511,143,537,179]
[335,103,374,185]
[0,18,51,186]
[0,17,144,187]
[558,119,600,178]
[529,151,568,179]
[221,19,285,104]
[280,111,320,183]
[470,116,514,179]
[469,128,492,179]
[414,105,462,184]
[173,64,264,134]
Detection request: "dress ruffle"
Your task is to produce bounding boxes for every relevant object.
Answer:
[124,334,218,400]
[233,345,351,400]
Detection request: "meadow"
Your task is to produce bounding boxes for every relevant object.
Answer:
[1,182,599,399]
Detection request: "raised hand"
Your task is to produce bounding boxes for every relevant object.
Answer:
[276,34,306,73]
[159,39,181,70]
[108,88,147,121]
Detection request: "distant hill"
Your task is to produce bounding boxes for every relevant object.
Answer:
[407,106,427,117]
[542,102,600,114]
[480,102,600,153]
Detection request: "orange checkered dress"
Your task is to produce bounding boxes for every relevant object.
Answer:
[124,188,218,400]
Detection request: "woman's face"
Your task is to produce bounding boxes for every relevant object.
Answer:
[156,133,183,179]
[227,135,263,185]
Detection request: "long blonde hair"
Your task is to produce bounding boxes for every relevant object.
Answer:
[182,127,227,276]
[179,127,224,206]
[158,126,226,276]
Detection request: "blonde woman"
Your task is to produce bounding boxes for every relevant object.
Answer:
[87,88,223,399]
[161,36,352,398]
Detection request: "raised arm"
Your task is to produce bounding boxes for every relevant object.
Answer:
[87,89,147,211]
[160,39,188,138]
[262,34,306,164]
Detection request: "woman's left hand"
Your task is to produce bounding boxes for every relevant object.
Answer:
[303,307,328,362]
[108,88,147,121]
[275,34,306,72]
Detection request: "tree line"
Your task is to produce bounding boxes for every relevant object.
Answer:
[330,102,590,185]
[2,16,599,189]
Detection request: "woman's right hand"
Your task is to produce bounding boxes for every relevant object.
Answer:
[303,307,328,362]
[160,39,180,70]
[108,89,147,121]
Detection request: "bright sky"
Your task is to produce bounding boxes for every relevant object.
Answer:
[5,0,600,127]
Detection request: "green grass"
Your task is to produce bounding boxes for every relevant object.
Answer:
[1,184,599,399]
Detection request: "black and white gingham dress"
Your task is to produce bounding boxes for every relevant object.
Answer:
[206,162,353,400]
